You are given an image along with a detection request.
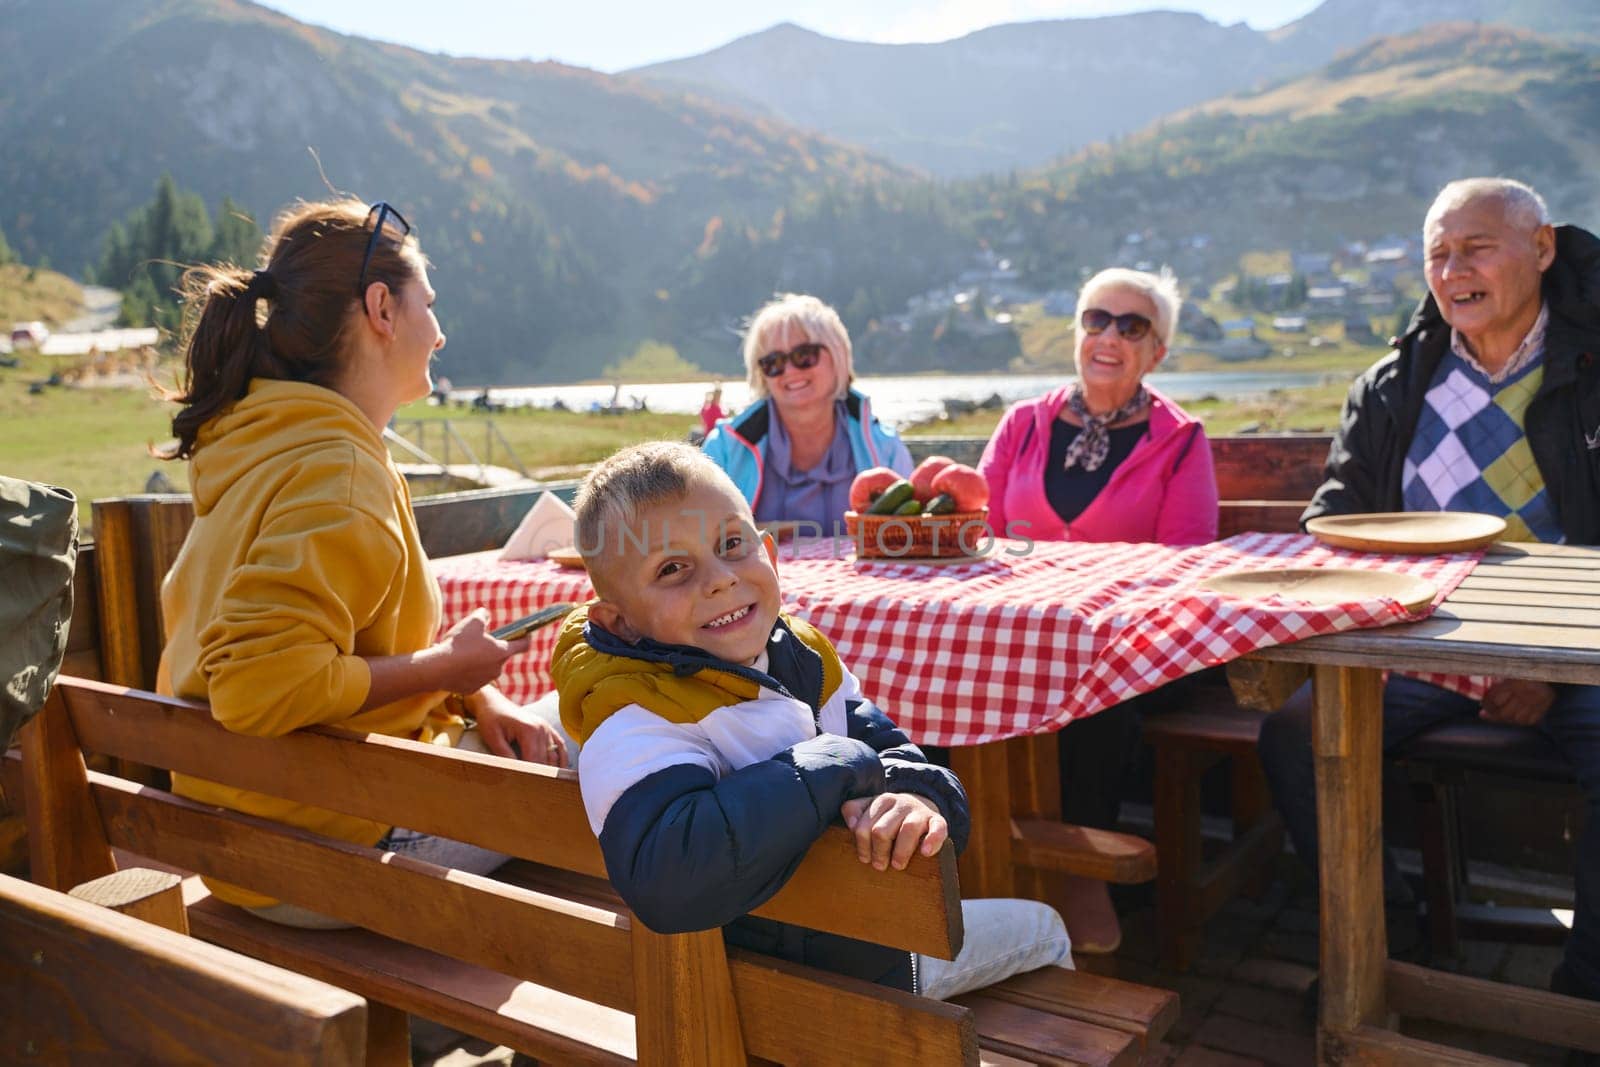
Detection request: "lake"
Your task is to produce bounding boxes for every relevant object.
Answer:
[454,370,1340,430]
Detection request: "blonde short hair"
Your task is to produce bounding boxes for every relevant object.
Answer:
[573,441,743,595]
[740,293,853,401]
[1077,268,1183,349]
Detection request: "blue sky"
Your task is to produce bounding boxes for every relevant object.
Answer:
[256,1,1323,72]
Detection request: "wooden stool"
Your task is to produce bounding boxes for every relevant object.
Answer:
[1144,694,1283,971]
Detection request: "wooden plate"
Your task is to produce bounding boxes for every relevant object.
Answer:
[1305,512,1505,554]
[546,546,586,570]
[1202,567,1436,612]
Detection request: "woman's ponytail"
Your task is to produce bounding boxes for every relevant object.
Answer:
[161,265,276,459]
[157,197,421,461]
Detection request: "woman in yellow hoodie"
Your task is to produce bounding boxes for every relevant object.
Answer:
[156,198,565,926]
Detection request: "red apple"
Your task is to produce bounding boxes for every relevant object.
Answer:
[910,455,957,502]
[930,464,989,512]
[849,467,902,513]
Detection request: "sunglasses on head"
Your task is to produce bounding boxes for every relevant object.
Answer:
[758,342,825,378]
[356,201,412,297]
[1080,307,1154,342]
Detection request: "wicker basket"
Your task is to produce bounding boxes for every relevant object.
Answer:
[843,509,991,559]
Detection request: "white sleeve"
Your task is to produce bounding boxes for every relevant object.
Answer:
[696,690,818,770]
[576,706,726,835]
[817,664,867,736]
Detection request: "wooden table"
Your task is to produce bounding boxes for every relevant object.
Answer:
[1238,541,1600,1063]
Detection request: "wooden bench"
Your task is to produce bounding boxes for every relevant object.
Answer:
[82,488,1168,931]
[0,867,367,1064]
[16,675,1178,1065]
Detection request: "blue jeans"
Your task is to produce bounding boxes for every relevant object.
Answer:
[1258,675,1600,998]
[916,897,1073,1000]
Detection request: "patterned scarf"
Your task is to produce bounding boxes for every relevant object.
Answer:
[1061,384,1150,472]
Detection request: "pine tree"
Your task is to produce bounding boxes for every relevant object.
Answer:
[209,198,261,268]
[99,175,251,331]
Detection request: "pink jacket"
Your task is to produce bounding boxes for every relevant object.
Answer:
[979,384,1218,545]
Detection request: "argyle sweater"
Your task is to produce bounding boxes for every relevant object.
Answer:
[1401,351,1562,543]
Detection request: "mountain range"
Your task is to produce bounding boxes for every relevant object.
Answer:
[2,0,1598,384]
[630,0,1600,176]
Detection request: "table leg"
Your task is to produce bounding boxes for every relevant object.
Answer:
[1009,734,1069,913]
[949,741,1015,898]
[1311,663,1389,1058]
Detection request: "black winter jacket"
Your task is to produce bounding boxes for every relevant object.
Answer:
[1303,224,1600,546]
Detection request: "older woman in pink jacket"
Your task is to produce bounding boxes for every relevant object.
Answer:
[978,267,1219,954]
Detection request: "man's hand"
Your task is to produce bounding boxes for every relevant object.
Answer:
[1480,679,1557,727]
[840,792,948,871]
[466,686,567,765]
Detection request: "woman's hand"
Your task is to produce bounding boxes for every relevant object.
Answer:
[430,608,530,695]
[465,686,567,766]
[840,792,949,871]
[360,608,530,712]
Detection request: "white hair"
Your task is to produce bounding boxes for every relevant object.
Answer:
[1077,268,1184,348]
[740,293,853,401]
[1425,178,1550,236]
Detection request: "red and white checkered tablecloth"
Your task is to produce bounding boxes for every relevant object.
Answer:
[432,532,1483,748]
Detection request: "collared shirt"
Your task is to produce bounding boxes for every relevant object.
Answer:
[753,399,856,530]
[1450,303,1548,385]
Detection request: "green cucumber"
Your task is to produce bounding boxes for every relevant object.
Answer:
[923,493,957,515]
[867,480,916,515]
[893,498,923,515]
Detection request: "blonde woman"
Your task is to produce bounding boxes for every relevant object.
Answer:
[702,294,911,528]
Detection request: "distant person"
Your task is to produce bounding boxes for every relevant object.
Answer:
[155,198,565,929]
[553,441,1071,997]
[699,383,726,434]
[977,266,1219,954]
[702,294,911,529]
[1259,177,1600,1006]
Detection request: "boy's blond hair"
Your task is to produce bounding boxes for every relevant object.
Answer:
[574,441,745,597]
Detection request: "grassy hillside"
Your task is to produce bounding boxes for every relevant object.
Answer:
[0,265,83,329]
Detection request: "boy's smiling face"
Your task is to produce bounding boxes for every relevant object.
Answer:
[588,478,781,666]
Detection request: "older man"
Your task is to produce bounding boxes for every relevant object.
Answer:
[1259,177,1600,1005]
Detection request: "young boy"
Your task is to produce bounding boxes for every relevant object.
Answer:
[552,441,1070,996]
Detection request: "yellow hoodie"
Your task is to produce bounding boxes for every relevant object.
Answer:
[160,379,460,907]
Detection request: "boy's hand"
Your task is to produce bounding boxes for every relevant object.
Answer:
[841,792,948,871]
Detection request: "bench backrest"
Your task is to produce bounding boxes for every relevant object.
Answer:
[89,483,582,691]
[19,676,974,1065]
[905,433,1330,538]
[0,870,367,1064]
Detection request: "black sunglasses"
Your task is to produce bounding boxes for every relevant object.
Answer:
[1080,307,1154,342]
[758,342,825,378]
[356,201,412,297]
